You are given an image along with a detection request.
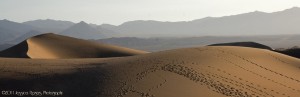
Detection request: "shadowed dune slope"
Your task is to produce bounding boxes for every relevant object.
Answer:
[276,48,300,59]
[0,41,29,58]
[208,42,273,50]
[0,33,147,59]
[1,46,300,97]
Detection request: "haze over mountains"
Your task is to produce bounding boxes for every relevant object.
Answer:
[60,21,108,39]
[23,19,75,33]
[1,7,300,51]
[96,35,300,52]
[112,7,300,37]
[0,19,38,42]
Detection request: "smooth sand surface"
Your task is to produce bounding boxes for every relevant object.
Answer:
[1,46,300,97]
[0,33,148,59]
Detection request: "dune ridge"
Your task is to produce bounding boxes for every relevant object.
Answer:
[208,42,273,50]
[1,46,300,97]
[0,33,147,59]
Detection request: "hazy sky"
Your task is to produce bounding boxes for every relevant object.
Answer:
[0,0,300,25]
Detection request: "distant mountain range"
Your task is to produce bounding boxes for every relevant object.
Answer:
[1,7,300,45]
[23,19,75,33]
[110,7,300,37]
[95,35,300,52]
[60,21,107,39]
[0,19,116,44]
[0,19,38,43]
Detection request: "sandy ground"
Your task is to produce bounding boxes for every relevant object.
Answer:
[1,46,300,97]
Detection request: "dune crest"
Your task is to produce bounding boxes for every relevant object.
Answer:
[208,42,273,50]
[0,33,147,59]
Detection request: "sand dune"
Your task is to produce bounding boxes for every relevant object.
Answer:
[208,42,273,50]
[0,33,147,59]
[1,46,300,97]
[208,42,300,59]
[276,48,300,59]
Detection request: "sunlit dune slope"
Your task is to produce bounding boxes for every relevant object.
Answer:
[0,33,147,59]
[1,46,300,97]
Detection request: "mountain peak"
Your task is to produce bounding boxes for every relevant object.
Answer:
[252,10,265,13]
[2,19,9,21]
[283,6,300,12]
[289,6,300,9]
[71,21,91,28]
[240,10,266,15]
[273,7,300,14]
[78,21,87,24]
[0,19,13,23]
[64,21,93,31]
[59,21,107,39]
